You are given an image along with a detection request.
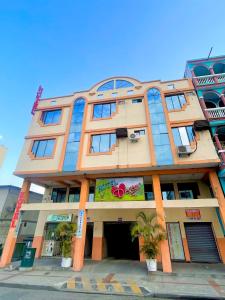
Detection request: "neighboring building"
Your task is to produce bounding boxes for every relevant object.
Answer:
[0,146,7,168]
[185,56,225,194]
[0,185,42,245]
[1,76,225,272]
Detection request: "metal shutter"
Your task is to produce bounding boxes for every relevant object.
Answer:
[184,223,220,263]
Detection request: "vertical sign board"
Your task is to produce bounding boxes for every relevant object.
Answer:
[167,223,185,261]
[76,210,84,238]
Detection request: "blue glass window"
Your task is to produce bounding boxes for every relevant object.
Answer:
[63,98,85,171]
[97,79,134,92]
[172,126,195,146]
[115,80,134,89]
[132,99,142,103]
[52,188,66,203]
[97,80,114,91]
[41,110,61,124]
[93,102,116,119]
[165,94,186,111]
[90,133,116,153]
[32,139,55,158]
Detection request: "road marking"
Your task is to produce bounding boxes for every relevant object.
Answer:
[208,278,225,297]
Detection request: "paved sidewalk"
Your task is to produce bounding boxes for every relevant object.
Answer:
[0,259,224,299]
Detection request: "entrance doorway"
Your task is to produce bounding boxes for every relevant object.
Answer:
[104,222,139,260]
[85,223,93,258]
[184,222,221,263]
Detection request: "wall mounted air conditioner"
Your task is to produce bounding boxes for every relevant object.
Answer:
[129,133,140,143]
[177,145,193,156]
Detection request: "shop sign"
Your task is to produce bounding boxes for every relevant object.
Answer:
[167,223,185,260]
[95,177,144,201]
[47,214,72,222]
[10,191,24,228]
[76,210,84,238]
[185,209,201,220]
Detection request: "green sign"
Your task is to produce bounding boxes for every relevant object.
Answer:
[95,177,144,201]
[20,248,36,268]
[47,214,72,222]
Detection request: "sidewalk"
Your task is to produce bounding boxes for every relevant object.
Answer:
[0,259,224,299]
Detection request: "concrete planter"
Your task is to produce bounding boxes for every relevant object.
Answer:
[61,257,72,268]
[146,259,157,271]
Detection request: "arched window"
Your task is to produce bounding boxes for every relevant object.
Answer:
[213,63,225,74]
[63,98,85,171]
[147,88,173,165]
[203,92,221,108]
[194,65,211,77]
[97,79,134,92]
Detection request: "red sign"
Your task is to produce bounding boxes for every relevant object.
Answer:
[31,85,43,115]
[185,209,201,220]
[10,192,25,228]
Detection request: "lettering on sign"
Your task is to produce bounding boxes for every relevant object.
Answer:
[76,210,84,238]
[47,214,72,222]
[185,209,201,220]
[10,192,24,228]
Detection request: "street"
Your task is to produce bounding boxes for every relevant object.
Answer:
[0,287,169,300]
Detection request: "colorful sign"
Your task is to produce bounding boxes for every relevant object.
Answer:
[185,209,201,220]
[167,223,185,261]
[76,210,84,238]
[95,177,144,201]
[10,191,24,228]
[47,214,72,222]
[31,85,43,115]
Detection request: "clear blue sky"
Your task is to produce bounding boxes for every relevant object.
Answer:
[0,0,224,193]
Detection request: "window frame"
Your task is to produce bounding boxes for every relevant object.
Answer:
[165,94,187,111]
[30,138,56,159]
[172,126,195,147]
[89,132,117,154]
[40,109,62,126]
[92,102,117,120]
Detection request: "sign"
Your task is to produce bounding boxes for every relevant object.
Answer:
[20,248,36,268]
[95,177,144,201]
[31,85,43,115]
[167,223,185,261]
[47,214,72,222]
[10,192,24,228]
[185,209,201,220]
[76,210,84,238]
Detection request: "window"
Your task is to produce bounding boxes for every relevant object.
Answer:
[52,188,66,203]
[90,133,116,153]
[134,129,145,136]
[68,187,80,202]
[89,187,95,202]
[161,184,175,200]
[41,110,61,124]
[31,139,55,158]
[172,126,195,146]
[167,84,175,90]
[132,99,142,104]
[93,102,116,119]
[144,184,154,201]
[97,79,134,92]
[177,183,200,199]
[166,94,186,111]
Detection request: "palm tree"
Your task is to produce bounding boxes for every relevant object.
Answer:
[131,212,166,259]
[55,222,76,258]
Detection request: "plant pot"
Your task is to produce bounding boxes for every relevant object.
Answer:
[61,257,72,268]
[146,259,157,272]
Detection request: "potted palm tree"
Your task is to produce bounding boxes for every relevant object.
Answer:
[55,222,76,268]
[131,212,166,272]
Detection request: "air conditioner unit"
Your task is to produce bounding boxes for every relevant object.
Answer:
[177,145,193,156]
[129,133,140,142]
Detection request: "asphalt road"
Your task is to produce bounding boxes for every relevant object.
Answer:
[0,287,170,300]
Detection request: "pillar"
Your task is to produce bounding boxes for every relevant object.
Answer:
[152,175,172,273]
[0,179,31,267]
[214,135,225,166]
[92,222,103,261]
[199,97,209,119]
[221,94,225,107]
[73,178,89,271]
[32,211,48,258]
[209,67,218,84]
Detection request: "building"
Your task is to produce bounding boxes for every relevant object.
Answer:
[1,76,225,272]
[0,185,42,246]
[0,146,7,168]
[185,56,225,194]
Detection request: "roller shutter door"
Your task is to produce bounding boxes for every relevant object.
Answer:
[184,223,220,263]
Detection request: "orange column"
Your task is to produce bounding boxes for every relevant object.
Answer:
[32,236,44,258]
[152,175,172,273]
[73,178,89,271]
[92,222,103,261]
[0,179,31,268]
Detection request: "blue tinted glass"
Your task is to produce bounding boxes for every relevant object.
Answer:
[155,145,173,165]
[115,80,134,89]
[153,134,170,146]
[63,152,78,171]
[166,96,174,111]
[151,113,165,125]
[111,102,116,114]
[44,139,55,156]
[100,134,110,152]
[110,133,116,147]
[42,110,61,124]
[32,141,39,156]
[171,95,181,109]
[91,135,100,153]
[186,126,194,142]
[102,104,111,118]
[93,104,102,119]
[179,94,186,106]
[172,128,182,146]
[36,141,46,157]
[97,80,114,91]
[52,110,61,123]
[67,142,79,152]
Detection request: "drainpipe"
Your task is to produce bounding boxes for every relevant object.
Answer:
[209,67,219,84]
[191,70,198,86]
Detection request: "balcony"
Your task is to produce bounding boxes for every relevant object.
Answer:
[205,107,225,119]
[193,73,225,87]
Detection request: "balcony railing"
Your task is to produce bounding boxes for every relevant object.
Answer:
[205,107,225,119]
[193,73,225,86]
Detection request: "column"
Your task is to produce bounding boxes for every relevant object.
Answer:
[73,178,89,271]
[214,134,225,166]
[191,70,198,86]
[92,222,103,261]
[0,179,31,267]
[199,97,209,119]
[152,175,172,273]
[209,67,218,84]
[220,94,225,107]
[32,211,48,258]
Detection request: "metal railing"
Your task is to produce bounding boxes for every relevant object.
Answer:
[193,73,225,86]
[205,107,225,119]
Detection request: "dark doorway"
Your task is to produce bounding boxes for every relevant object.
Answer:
[85,223,93,258]
[104,222,139,260]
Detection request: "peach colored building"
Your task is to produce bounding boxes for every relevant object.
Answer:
[1,76,225,272]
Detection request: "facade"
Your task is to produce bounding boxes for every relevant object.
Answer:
[0,185,42,246]
[185,56,225,195]
[0,145,7,168]
[1,76,225,272]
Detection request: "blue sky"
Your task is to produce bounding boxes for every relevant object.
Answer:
[0,0,224,193]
